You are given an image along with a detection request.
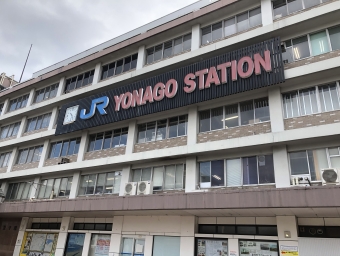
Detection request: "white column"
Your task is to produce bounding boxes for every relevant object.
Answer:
[77,131,89,162]
[17,116,27,138]
[81,233,92,256]
[276,216,299,256]
[136,45,146,70]
[261,0,273,26]
[185,156,197,192]
[228,239,239,256]
[26,88,35,107]
[125,121,137,154]
[269,87,284,132]
[119,166,131,196]
[48,106,59,130]
[1,98,9,115]
[55,217,72,256]
[92,62,102,85]
[144,235,153,256]
[273,145,291,188]
[6,147,18,173]
[69,171,81,199]
[29,176,41,199]
[191,24,201,51]
[109,216,123,256]
[56,77,66,97]
[38,139,50,168]
[180,216,195,256]
[12,217,29,256]
[187,106,198,146]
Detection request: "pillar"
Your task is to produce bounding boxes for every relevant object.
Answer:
[81,233,92,256]
[77,131,89,162]
[12,217,29,256]
[69,171,81,199]
[228,239,239,256]
[6,147,18,173]
[180,216,195,256]
[119,166,131,196]
[26,88,35,107]
[1,98,9,115]
[38,139,50,168]
[273,145,291,188]
[185,156,198,193]
[16,116,27,138]
[136,45,146,70]
[55,217,72,256]
[125,120,137,154]
[109,216,123,256]
[29,177,41,199]
[276,216,299,256]
[48,106,59,130]
[268,87,284,132]
[187,106,198,146]
[261,0,273,26]
[191,24,201,51]
[56,77,66,97]
[92,62,102,85]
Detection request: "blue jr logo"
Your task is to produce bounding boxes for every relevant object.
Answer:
[80,96,109,120]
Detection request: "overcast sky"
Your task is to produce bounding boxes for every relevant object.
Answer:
[0,0,198,82]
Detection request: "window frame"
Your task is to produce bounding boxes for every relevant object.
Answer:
[120,237,146,256]
[201,6,262,46]
[0,152,11,168]
[37,177,73,199]
[25,113,52,133]
[5,181,33,201]
[16,145,43,165]
[101,53,138,80]
[34,83,59,103]
[49,137,81,158]
[8,94,29,112]
[0,121,20,139]
[64,70,95,93]
[87,127,128,152]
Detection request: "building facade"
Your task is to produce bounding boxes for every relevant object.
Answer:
[1,0,340,255]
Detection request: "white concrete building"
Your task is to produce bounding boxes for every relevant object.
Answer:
[1,0,340,255]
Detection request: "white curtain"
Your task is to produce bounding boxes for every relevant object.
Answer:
[227,158,242,186]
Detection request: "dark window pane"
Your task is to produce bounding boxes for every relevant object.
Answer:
[178,115,187,136]
[225,104,239,128]
[74,138,80,154]
[212,22,222,41]
[287,0,303,14]
[258,226,278,236]
[60,141,69,157]
[131,54,138,69]
[217,225,236,234]
[69,77,77,91]
[53,142,62,158]
[173,37,183,55]
[75,74,84,88]
[67,139,76,155]
[240,101,254,125]
[273,0,288,19]
[211,160,224,186]
[199,225,216,234]
[169,117,178,138]
[112,129,121,147]
[154,44,163,62]
[115,59,123,75]
[107,62,115,78]
[329,26,340,51]
[156,119,167,140]
[200,162,211,183]
[123,56,132,72]
[163,41,173,58]
[50,84,58,98]
[106,224,113,231]
[137,124,146,143]
[199,110,210,132]
[95,223,106,230]
[64,233,85,256]
[237,226,256,235]
[237,12,249,32]
[201,26,211,45]
[290,151,309,175]
[292,36,310,60]
[43,86,51,100]
[258,155,275,184]
[101,65,109,80]
[146,48,154,64]
[88,70,94,84]
[82,72,90,86]
[103,131,112,149]
[211,107,223,130]
[120,132,128,145]
[243,156,258,185]
[183,34,191,51]
[94,133,104,150]
[255,98,270,122]
[31,223,40,229]
[146,121,156,142]
[35,89,44,103]
[88,135,96,151]
[84,223,95,230]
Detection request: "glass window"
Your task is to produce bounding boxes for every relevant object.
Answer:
[199,110,211,132]
[287,0,303,14]
[290,151,310,175]
[75,74,84,88]
[242,156,258,185]
[310,31,330,56]
[211,107,223,130]
[237,226,257,235]
[211,160,224,187]
[183,34,192,51]
[254,98,270,122]
[64,70,94,93]
[153,236,180,256]
[224,17,237,37]
[173,37,183,55]
[89,234,110,256]
[153,166,164,191]
[292,36,310,60]
[146,48,154,64]
[305,0,323,9]
[258,155,275,184]
[273,0,288,19]
[283,91,300,118]
[240,101,254,125]
[163,41,173,58]
[101,65,108,80]
[164,165,175,190]
[249,8,261,27]
[237,12,249,32]
[226,158,242,187]
[200,162,211,187]
[212,22,223,42]
[115,59,123,75]
[329,26,340,51]
[107,62,116,78]
[146,121,156,142]
[319,84,340,112]
[124,56,132,72]
[65,234,85,256]
[156,119,167,140]
[298,88,318,115]
[201,26,212,45]
[131,54,138,69]
[282,40,294,64]
[154,44,163,62]
[121,238,145,256]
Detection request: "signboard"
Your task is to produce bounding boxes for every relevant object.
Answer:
[197,239,228,256]
[56,38,284,135]
[20,232,58,256]
[280,246,299,256]
[239,240,278,256]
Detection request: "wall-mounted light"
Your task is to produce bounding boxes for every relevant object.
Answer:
[284,231,291,238]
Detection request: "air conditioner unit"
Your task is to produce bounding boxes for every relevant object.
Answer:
[137,181,153,195]
[124,182,137,196]
[58,157,70,164]
[321,168,339,185]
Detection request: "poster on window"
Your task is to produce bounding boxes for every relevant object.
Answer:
[94,235,111,255]
[239,240,278,256]
[20,232,58,256]
[197,239,228,256]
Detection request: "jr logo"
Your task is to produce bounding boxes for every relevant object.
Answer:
[80,96,109,120]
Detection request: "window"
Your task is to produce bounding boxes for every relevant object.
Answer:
[5,182,32,201]
[132,164,185,191]
[16,145,43,164]
[49,138,81,158]
[199,224,278,236]
[282,83,340,118]
[64,70,95,93]
[329,25,340,51]
[0,122,20,139]
[0,103,3,113]
[25,113,51,132]
[121,238,145,256]
[273,0,330,19]
[88,128,128,152]
[200,155,275,188]
[146,34,191,64]
[64,234,85,256]
[153,236,180,256]
[37,177,72,198]
[101,53,138,80]
[8,94,29,112]
[89,234,111,256]
[199,98,269,132]
[240,240,278,255]
[19,232,59,256]
[73,223,112,231]
[31,223,61,229]
[78,171,121,195]
[137,115,188,143]
[196,239,228,255]
[34,83,59,103]
[201,7,261,45]
[0,152,11,168]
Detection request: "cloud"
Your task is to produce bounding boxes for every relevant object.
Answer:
[0,0,198,82]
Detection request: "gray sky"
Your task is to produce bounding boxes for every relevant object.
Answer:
[0,0,198,82]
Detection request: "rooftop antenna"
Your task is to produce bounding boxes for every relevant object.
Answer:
[19,44,32,83]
